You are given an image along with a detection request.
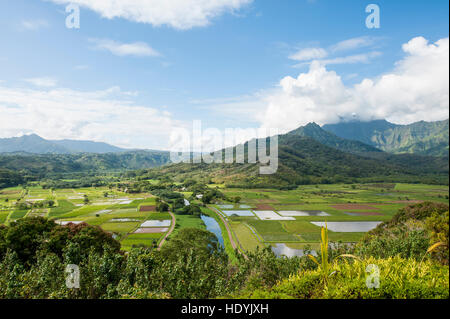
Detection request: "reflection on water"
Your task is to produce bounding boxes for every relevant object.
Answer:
[222,210,255,217]
[271,243,317,258]
[141,220,171,227]
[201,215,224,248]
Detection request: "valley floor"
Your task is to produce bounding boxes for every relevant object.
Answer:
[1,182,448,256]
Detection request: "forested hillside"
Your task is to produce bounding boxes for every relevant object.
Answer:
[323,119,449,156]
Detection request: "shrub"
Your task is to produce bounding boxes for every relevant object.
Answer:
[237,256,449,299]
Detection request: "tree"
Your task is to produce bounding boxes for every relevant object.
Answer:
[83,195,90,205]
[159,228,221,262]
[157,202,169,212]
[2,217,57,266]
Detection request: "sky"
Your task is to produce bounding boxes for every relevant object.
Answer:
[0,0,448,150]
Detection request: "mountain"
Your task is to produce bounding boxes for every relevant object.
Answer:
[287,122,382,154]
[153,125,449,188]
[50,139,126,153]
[322,119,449,157]
[0,134,128,154]
[0,134,71,154]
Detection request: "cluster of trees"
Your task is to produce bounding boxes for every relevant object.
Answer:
[41,177,109,189]
[0,218,310,299]
[14,199,55,210]
[172,198,202,216]
[0,169,24,189]
[121,180,171,194]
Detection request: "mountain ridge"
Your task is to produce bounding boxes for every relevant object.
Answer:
[0,134,129,154]
[322,119,449,156]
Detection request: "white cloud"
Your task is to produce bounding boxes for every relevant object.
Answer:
[289,47,328,61]
[48,0,253,30]
[90,39,161,57]
[330,36,377,53]
[260,37,449,132]
[21,19,49,30]
[320,51,382,65]
[290,37,382,66]
[0,84,185,149]
[212,37,449,133]
[24,77,58,87]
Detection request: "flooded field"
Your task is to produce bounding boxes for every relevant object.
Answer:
[310,221,382,232]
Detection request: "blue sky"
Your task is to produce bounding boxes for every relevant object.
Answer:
[0,0,448,149]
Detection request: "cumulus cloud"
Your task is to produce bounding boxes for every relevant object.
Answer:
[259,36,449,132]
[48,0,253,30]
[90,39,161,57]
[0,84,185,150]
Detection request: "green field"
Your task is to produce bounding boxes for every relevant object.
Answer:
[1,183,448,256]
[209,183,449,255]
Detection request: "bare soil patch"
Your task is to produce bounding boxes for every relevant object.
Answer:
[139,205,156,212]
[256,204,274,210]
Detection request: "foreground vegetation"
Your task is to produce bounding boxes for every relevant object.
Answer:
[0,201,447,299]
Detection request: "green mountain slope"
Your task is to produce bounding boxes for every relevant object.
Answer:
[288,122,382,154]
[0,151,171,179]
[323,119,449,156]
[153,133,449,188]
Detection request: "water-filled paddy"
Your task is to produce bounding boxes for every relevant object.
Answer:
[134,227,168,234]
[141,220,171,227]
[278,210,330,217]
[56,221,83,225]
[222,210,255,217]
[218,204,234,209]
[110,218,139,222]
[310,221,382,232]
[271,243,317,258]
[254,211,295,221]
